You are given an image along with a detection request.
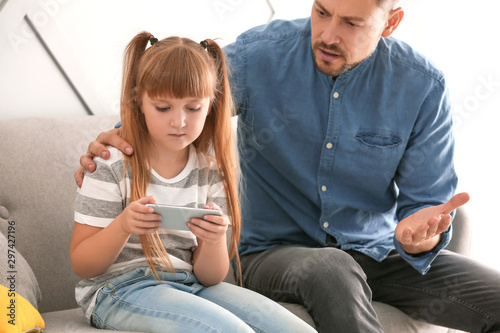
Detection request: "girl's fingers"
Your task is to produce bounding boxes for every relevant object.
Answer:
[129,208,160,223]
[200,214,226,225]
[132,220,162,234]
[190,216,228,230]
[203,201,221,211]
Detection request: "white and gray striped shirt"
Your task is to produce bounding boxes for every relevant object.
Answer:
[74,145,226,318]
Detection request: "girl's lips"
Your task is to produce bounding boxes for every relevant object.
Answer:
[169,134,185,138]
[318,47,342,62]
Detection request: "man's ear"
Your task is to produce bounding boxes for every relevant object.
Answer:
[382,7,404,38]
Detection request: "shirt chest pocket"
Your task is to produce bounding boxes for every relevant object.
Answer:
[355,131,402,148]
[339,130,405,185]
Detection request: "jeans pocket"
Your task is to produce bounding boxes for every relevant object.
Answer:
[91,310,105,329]
[91,312,119,330]
[105,267,151,290]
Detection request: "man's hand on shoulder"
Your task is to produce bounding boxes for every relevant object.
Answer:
[74,128,133,187]
[395,192,470,254]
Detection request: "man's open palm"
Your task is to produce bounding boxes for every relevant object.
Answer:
[395,192,470,254]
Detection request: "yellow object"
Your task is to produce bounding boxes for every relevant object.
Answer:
[0,284,44,333]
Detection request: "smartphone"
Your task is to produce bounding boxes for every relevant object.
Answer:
[146,204,222,231]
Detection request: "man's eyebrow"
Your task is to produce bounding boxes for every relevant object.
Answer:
[340,15,366,22]
[314,0,366,22]
[314,0,331,15]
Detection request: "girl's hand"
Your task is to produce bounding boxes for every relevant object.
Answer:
[187,202,228,244]
[190,202,230,286]
[119,195,162,235]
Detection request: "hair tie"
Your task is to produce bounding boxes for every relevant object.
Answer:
[200,40,209,50]
[149,35,158,46]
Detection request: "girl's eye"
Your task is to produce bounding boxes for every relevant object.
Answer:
[187,107,201,112]
[156,106,170,112]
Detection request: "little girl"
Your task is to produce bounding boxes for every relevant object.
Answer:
[70,32,316,332]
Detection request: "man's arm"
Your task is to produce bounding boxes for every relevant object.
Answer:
[74,128,133,187]
[392,69,465,273]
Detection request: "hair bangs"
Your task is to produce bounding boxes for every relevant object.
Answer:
[137,44,216,100]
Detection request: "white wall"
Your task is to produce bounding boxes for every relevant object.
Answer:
[0,0,293,117]
[1,0,498,271]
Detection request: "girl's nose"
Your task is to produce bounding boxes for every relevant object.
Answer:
[170,110,186,128]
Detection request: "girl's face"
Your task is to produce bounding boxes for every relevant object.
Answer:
[140,92,210,156]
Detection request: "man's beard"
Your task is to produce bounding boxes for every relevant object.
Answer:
[312,42,363,78]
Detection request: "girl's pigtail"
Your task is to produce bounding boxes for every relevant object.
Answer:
[203,39,243,285]
[121,31,151,207]
[121,32,173,280]
[121,32,150,113]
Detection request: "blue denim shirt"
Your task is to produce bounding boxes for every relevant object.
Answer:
[224,18,457,274]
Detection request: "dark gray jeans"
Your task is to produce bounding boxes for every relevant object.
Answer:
[240,246,500,333]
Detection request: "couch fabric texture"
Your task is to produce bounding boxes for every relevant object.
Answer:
[0,115,469,332]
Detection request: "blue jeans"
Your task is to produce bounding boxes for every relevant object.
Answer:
[91,267,316,333]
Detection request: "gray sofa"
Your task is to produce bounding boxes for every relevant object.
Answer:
[0,115,469,332]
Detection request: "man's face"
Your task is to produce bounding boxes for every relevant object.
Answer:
[311,0,391,77]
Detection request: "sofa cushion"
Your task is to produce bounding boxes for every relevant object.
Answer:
[0,231,42,309]
[42,308,136,333]
[373,301,449,333]
[274,300,452,333]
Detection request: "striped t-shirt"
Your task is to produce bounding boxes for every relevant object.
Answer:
[73,145,227,318]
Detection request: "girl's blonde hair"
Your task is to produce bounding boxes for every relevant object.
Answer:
[120,32,241,282]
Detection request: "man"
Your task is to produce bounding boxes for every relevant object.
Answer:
[76,0,500,331]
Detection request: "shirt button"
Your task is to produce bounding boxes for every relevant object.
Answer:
[321,185,327,192]
[323,222,329,228]
[333,92,340,99]
[326,142,333,149]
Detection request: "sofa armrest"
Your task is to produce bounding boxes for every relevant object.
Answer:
[446,207,472,256]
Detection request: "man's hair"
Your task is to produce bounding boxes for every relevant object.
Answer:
[377,0,399,12]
